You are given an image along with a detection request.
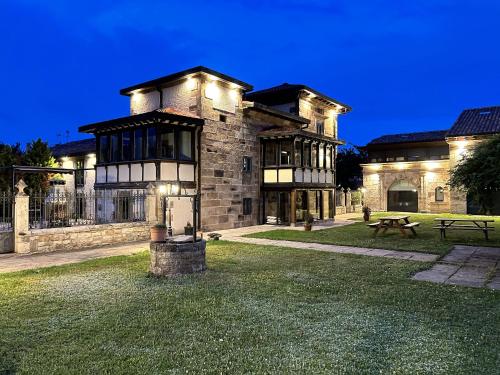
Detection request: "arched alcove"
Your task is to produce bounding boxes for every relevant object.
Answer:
[387,180,418,212]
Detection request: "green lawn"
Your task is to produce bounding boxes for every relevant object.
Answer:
[1,242,499,374]
[246,212,500,256]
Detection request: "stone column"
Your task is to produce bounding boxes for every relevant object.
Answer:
[145,183,158,224]
[290,190,297,227]
[345,188,352,213]
[13,179,30,254]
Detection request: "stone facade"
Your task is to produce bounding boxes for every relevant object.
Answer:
[362,160,450,213]
[362,135,492,214]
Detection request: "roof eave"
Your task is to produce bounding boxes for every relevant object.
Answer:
[120,66,253,96]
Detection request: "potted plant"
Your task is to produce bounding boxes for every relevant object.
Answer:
[184,222,194,235]
[304,213,314,231]
[362,206,372,222]
[150,224,167,242]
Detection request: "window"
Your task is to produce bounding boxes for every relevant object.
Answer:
[264,142,277,166]
[294,141,302,167]
[318,144,325,168]
[243,198,252,215]
[75,159,84,187]
[99,135,109,163]
[303,142,311,167]
[314,107,325,115]
[160,129,175,159]
[435,187,444,202]
[179,130,193,160]
[122,131,131,161]
[219,114,227,123]
[110,134,120,162]
[316,119,325,135]
[242,156,252,172]
[311,143,318,168]
[146,128,157,159]
[326,146,332,169]
[134,129,143,160]
[280,140,293,165]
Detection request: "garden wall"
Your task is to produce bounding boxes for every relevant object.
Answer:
[0,231,13,253]
[23,222,150,254]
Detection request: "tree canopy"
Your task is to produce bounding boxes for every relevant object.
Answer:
[449,134,500,214]
[336,146,367,189]
[0,139,56,192]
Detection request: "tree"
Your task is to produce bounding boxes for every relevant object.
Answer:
[22,139,57,192]
[449,134,500,214]
[336,146,367,189]
[0,143,23,191]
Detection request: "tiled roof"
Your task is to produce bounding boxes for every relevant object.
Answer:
[447,106,500,137]
[51,138,96,158]
[245,83,351,111]
[368,130,448,145]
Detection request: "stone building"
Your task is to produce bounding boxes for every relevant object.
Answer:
[51,138,96,193]
[69,66,351,232]
[361,106,500,214]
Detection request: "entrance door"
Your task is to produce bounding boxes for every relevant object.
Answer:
[387,180,418,212]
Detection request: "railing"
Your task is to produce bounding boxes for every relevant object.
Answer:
[29,190,146,229]
[0,191,12,231]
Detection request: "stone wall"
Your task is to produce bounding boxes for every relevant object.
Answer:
[362,160,451,213]
[22,222,150,254]
[197,77,262,232]
[0,231,13,253]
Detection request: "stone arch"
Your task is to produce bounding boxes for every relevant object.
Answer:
[387,178,418,212]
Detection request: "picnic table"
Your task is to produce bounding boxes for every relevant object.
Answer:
[367,215,420,237]
[433,218,495,240]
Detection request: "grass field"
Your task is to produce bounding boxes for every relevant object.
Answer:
[1,241,499,374]
[246,212,500,256]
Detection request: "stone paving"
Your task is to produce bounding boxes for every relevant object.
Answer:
[0,241,148,273]
[413,245,500,290]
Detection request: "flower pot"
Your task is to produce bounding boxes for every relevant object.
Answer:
[304,224,312,231]
[184,226,194,235]
[150,227,167,242]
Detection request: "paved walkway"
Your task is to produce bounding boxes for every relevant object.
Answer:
[210,222,438,262]
[413,245,500,290]
[0,241,148,273]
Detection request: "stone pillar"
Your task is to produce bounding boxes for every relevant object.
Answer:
[290,190,297,226]
[145,183,158,224]
[337,188,345,207]
[345,188,352,213]
[13,179,30,254]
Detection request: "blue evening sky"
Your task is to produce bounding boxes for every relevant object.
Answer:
[1,0,499,147]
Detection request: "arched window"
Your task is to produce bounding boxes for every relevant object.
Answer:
[435,186,444,202]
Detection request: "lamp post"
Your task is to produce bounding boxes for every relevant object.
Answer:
[159,182,179,238]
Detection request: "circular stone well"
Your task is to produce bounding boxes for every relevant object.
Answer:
[149,236,206,276]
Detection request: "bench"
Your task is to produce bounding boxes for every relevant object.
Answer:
[402,222,420,235]
[433,218,494,240]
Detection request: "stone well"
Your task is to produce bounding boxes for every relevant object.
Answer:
[149,236,206,276]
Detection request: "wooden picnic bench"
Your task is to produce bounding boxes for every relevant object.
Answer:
[367,215,420,237]
[433,218,494,240]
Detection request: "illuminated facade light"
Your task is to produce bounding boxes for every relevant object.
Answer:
[205,81,219,99]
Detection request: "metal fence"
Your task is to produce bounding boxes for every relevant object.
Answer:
[0,191,12,231]
[29,190,146,229]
